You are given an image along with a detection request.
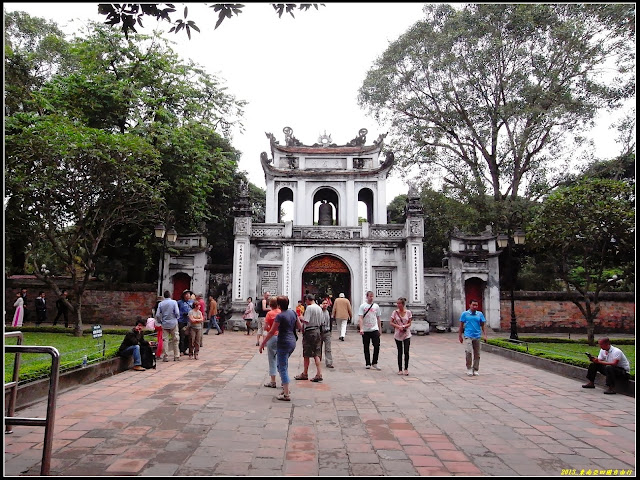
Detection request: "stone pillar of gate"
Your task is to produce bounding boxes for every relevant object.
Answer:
[405,189,429,333]
[230,182,254,329]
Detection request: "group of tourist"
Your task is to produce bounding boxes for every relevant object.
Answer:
[154,289,224,364]
[252,289,422,401]
[12,285,629,395]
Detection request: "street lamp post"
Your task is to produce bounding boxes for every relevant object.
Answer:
[154,223,177,297]
[497,227,526,340]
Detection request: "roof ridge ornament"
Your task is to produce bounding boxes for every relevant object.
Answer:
[265,132,279,145]
[346,128,367,147]
[283,126,303,146]
[373,133,387,146]
[317,130,332,147]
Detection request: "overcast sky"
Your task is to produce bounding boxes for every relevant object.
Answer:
[5,3,630,204]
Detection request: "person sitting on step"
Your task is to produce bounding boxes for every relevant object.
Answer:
[118,318,151,371]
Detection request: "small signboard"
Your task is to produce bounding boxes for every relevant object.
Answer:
[92,325,103,339]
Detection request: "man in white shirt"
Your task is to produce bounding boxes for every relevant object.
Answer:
[582,337,631,394]
[358,290,382,370]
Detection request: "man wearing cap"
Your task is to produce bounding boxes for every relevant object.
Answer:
[332,293,352,341]
[177,289,194,356]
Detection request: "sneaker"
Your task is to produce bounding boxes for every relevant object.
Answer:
[174,357,180,362]
[133,365,146,371]
[339,337,344,341]
[366,365,371,369]
[467,368,474,376]
[162,356,169,362]
[326,364,334,369]
[372,364,381,371]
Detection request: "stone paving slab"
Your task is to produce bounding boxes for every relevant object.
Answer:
[4,330,636,476]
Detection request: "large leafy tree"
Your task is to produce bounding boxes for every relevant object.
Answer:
[3,10,71,115]
[5,114,164,335]
[527,178,635,345]
[5,14,256,315]
[359,4,635,208]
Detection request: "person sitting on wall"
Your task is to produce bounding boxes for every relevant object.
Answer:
[582,337,631,395]
[118,318,150,371]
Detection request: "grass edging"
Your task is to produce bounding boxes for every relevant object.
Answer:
[482,342,635,397]
[487,338,635,379]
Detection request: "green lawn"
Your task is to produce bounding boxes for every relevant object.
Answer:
[488,339,635,379]
[4,331,125,384]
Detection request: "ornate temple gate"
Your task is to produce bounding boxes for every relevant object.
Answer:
[301,255,351,302]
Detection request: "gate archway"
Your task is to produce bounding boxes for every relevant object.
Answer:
[301,255,351,304]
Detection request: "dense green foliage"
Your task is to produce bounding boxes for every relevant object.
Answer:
[527,178,635,343]
[487,338,635,379]
[359,4,635,207]
[4,12,265,325]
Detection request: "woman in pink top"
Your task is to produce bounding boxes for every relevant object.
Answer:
[389,297,412,376]
[262,297,281,388]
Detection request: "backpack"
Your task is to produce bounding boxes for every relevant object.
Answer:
[140,343,156,369]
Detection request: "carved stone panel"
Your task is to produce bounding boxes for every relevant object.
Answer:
[283,245,293,299]
[409,219,424,237]
[234,243,245,301]
[411,244,421,303]
[306,158,346,170]
[375,269,393,298]
[361,246,371,300]
[234,217,250,235]
[260,268,279,296]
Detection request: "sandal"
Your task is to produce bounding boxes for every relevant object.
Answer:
[277,393,291,401]
[294,373,308,380]
[264,381,277,388]
[310,376,323,382]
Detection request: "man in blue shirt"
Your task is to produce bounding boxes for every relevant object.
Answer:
[155,290,181,362]
[177,289,194,356]
[458,299,487,376]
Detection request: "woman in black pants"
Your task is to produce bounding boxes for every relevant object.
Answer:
[389,297,413,376]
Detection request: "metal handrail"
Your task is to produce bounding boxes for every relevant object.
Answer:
[5,331,23,434]
[4,332,60,476]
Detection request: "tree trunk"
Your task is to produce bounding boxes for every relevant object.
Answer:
[586,316,596,346]
[73,301,83,337]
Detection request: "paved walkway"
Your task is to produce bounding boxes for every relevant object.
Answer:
[4,330,636,476]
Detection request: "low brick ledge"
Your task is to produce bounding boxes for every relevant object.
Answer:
[482,343,635,397]
[5,356,135,411]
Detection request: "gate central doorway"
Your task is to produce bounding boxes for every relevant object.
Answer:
[302,255,351,304]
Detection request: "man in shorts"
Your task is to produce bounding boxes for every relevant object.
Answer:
[295,294,324,382]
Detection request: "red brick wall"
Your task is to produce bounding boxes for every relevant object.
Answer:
[5,279,156,327]
[500,296,635,333]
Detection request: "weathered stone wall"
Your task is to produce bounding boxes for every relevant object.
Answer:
[500,291,635,334]
[5,278,156,327]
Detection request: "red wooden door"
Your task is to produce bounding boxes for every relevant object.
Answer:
[172,273,191,300]
[464,278,484,312]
